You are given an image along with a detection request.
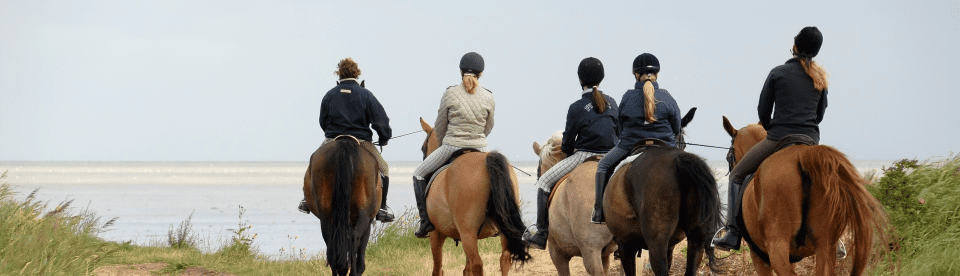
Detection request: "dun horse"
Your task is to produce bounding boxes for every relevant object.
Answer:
[721,116,888,276]
[532,133,617,276]
[418,118,531,276]
[604,108,722,276]
[303,136,382,276]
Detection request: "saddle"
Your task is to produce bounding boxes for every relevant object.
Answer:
[424,148,482,197]
[546,155,602,208]
[630,138,668,155]
[741,134,817,186]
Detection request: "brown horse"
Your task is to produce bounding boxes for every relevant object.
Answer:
[303,136,381,276]
[721,116,888,276]
[532,133,617,276]
[419,118,531,276]
[604,108,722,276]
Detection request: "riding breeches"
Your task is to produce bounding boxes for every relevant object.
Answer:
[537,151,604,192]
[413,144,487,180]
[729,137,778,183]
[595,147,630,182]
[322,138,389,177]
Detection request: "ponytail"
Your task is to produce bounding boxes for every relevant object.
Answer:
[462,73,479,94]
[591,86,607,113]
[638,73,658,122]
[799,58,829,92]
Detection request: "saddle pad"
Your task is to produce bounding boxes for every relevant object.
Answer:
[425,164,452,198]
[611,152,644,179]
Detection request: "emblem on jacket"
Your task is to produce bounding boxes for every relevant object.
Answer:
[340,89,352,94]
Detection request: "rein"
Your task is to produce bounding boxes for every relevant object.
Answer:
[372,130,424,146]
[678,142,731,150]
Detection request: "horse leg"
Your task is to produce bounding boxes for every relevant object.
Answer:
[499,235,513,276]
[549,243,572,276]
[430,233,446,276]
[648,240,672,276]
[813,240,838,276]
[619,244,640,276]
[748,249,773,276]
[352,222,372,276]
[767,240,799,276]
[461,233,484,276]
[682,240,704,276]
[580,248,605,276]
[600,243,616,275]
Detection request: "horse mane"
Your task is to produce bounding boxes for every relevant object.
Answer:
[538,131,566,170]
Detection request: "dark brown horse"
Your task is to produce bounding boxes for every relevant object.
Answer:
[721,116,888,276]
[419,118,531,276]
[303,136,381,276]
[604,108,722,276]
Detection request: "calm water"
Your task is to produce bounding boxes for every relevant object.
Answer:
[0,160,889,259]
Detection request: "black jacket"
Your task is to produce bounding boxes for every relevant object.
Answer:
[617,81,682,149]
[758,58,828,143]
[319,80,392,143]
[561,91,620,155]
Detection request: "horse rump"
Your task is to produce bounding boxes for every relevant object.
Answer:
[323,139,359,272]
[485,151,532,263]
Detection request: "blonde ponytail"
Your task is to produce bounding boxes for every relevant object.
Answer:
[462,73,479,94]
[799,58,829,92]
[639,73,658,122]
[591,86,607,113]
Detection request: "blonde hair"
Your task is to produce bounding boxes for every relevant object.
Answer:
[800,59,829,92]
[637,73,658,122]
[335,58,361,79]
[591,86,607,113]
[462,72,480,94]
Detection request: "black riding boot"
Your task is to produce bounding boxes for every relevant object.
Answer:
[413,176,435,238]
[713,177,744,250]
[375,175,395,222]
[591,169,611,224]
[298,198,310,214]
[522,189,550,249]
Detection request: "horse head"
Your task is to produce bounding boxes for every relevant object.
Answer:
[721,116,767,169]
[677,107,697,151]
[532,131,565,177]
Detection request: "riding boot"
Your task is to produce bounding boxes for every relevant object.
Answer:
[375,175,395,223]
[413,176,435,238]
[713,177,745,250]
[522,189,550,249]
[297,198,310,214]
[591,169,610,224]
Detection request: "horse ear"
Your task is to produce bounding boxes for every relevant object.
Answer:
[722,116,738,138]
[533,142,541,156]
[420,117,433,133]
[681,107,697,128]
[360,80,365,87]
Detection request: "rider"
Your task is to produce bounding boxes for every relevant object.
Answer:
[522,57,619,249]
[591,53,682,224]
[412,52,496,238]
[712,27,829,250]
[298,57,395,223]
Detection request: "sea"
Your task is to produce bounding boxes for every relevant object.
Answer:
[0,160,891,259]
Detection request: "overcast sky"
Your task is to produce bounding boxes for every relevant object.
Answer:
[2,1,959,162]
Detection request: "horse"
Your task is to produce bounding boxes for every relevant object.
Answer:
[721,116,889,276]
[302,135,381,276]
[532,133,617,276]
[604,108,722,276]
[418,118,531,276]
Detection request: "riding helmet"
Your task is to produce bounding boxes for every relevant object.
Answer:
[632,53,660,75]
[577,57,604,87]
[794,26,823,58]
[459,52,485,74]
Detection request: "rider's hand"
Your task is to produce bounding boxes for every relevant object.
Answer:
[378,140,388,146]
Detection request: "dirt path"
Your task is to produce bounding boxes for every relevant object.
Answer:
[93,263,237,276]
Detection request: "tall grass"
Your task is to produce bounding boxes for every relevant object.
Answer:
[867,155,960,275]
[0,171,117,275]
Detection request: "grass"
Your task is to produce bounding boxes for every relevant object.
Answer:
[0,171,506,275]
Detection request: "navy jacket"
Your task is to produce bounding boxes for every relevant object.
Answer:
[561,91,620,156]
[319,80,392,143]
[616,81,682,149]
[758,58,828,143]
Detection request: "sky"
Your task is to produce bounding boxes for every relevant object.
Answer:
[2,1,959,162]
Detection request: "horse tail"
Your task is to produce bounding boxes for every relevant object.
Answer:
[485,151,532,264]
[325,139,359,271]
[799,145,888,275]
[674,151,722,271]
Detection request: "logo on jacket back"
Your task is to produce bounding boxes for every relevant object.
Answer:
[340,89,351,94]
[584,103,593,112]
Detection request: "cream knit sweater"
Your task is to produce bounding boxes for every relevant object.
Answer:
[433,84,495,148]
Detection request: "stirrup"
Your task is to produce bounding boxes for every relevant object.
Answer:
[710,227,741,251]
[837,240,847,260]
[522,227,547,250]
[590,209,605,224]
[414,220,435,238]
[376,207,395,223]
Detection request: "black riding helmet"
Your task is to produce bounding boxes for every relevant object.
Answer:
[459,52,484,74]
[794,26,823,58]
[632,53,660,75]
[577,57,604,87]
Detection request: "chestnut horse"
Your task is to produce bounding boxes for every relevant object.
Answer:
[604,108,722,276]
[303,136,381,276]
[419,118,531,276]
[721,116,888,276]
[532,133,617,276]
